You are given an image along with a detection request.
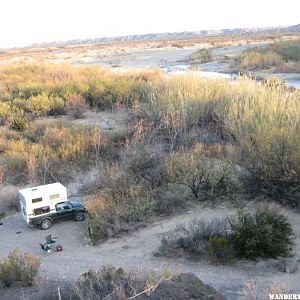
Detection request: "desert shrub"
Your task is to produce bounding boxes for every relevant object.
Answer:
[74,265,145,299]
[11,98,27,111]
[0,248,41,287]
[25,93,53,117]
[207,236,234,263]
[84,75,141,110]
[13,81,45,99]
[48,96,66,115]
[166,144,234,202]
[229,205,294,259]
[66,94,88,119]
[154,184,189,215]
[159,218,229,259]
[0,102,11,125]
[122,141,166,188]
[188,48,212,63]
[0,185,19,212]
[240,49,283,70]
[87,185,154,243]
[7,108,28,131]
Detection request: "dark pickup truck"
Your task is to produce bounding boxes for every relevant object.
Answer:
[29,200,87,230]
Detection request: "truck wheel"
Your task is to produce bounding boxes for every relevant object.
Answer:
[74,211,85,221]
[41,218,52,230]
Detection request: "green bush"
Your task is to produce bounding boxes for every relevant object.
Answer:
[207,236,234,263]
[49,96,66,115]
[188,48,212,63]
[26,93,53,117]
[229,205,294,259]
[13,82,45,99]
[0,248,41,287]
[7,108,28,131]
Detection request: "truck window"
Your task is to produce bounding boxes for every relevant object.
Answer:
[56,202,71,211]
[50,194,60,200]
[33,206,50,215]
[32,197,42,203]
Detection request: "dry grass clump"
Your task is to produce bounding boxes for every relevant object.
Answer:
[244,279,290,300]
[159,218,233,263]
[74,265,143,299]
[73,265,172,300]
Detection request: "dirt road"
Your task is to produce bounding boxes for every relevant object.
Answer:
[0,204,300,299]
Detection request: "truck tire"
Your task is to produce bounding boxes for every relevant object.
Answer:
[74,211,85,221]
[41,218,52,230]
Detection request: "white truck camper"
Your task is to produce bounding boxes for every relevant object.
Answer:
[19,182,67,224]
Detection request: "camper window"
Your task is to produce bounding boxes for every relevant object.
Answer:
[32,197,42,203]
[33,206,50,215]
[50,194,60,200]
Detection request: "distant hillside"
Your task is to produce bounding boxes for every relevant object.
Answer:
[30,24,300,48]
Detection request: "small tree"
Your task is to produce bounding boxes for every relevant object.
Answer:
[166,144,233,201]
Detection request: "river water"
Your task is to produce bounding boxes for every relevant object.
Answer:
[161,63,300,89]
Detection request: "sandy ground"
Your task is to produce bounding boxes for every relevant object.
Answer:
[35,110,130,131]
[1,203,299,299]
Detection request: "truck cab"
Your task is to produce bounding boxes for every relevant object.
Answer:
[29,200,87,229]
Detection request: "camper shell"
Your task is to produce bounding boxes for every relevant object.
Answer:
[19,182,67,224]
[19,182,87,229]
